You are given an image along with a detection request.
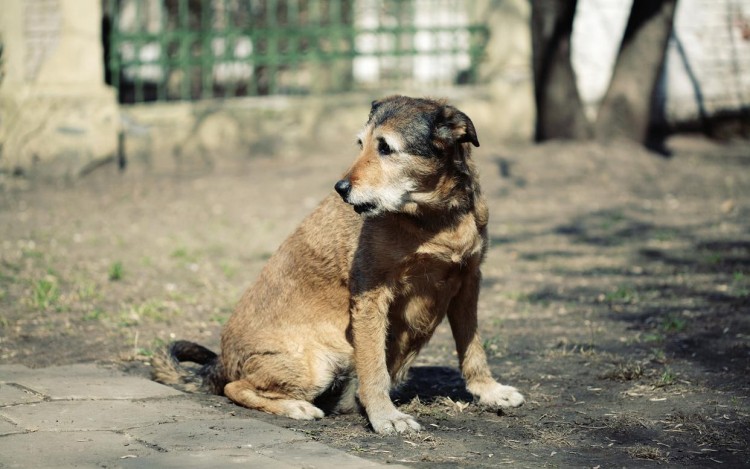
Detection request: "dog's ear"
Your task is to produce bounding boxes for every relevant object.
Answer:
[437,106,480,148]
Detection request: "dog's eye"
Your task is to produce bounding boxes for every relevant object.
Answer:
[356,138,363,149]
[377,138,392,156]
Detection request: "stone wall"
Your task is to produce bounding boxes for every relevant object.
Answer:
[0,0,119,178]
[0,0,535,179]
[115,0,534,175]
[117,85,530,176]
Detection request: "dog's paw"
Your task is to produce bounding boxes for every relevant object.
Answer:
[281,400,326,420]
[368,410,422,435]
[469,382,525,409]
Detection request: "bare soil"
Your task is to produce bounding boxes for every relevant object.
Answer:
[1,132,748,468]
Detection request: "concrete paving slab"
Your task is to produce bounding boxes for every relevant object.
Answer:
[0,397,222,432]
[126,417,304,451]
[0,364,403,468]
[0,383,43,405]
[117,448,299,469]
[258,440,407,469]
[0,430,158,468]
[0,365,33,383]
[1,363,110,381]
[4,364,183,400]
[0,417,20,436]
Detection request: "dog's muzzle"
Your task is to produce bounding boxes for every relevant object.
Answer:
[334,179,376,215]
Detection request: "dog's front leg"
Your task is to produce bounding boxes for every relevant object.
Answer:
[351,286,421,434]
[447,270,525,409]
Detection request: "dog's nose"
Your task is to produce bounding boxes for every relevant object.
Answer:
[334,179,351,200]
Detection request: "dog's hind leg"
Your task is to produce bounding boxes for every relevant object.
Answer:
[224,380,325,420]
[222,334,353,420]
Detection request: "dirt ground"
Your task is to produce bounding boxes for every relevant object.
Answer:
[1,127,748,467]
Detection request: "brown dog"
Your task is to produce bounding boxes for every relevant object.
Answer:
[152,96,524,434]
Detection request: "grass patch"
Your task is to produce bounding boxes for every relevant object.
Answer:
[600,361,644,382]
[119,299,179,326]
[133,337,168,359]
[731,271,748,298]
[0,261,20,284]
[83,308,106,321]
[598,210,625,231]
[165,289,198,304]
[482,336,505,357]
[501,291,532,302]
[108,261,124,281]
[640,332,664,343]
[31,277,59,310]
[634,315,687,344]
[21,248,44,259]
[76,280,99,301]
[652,228,677,242]
[648,348,667,363]
[660,314,687,333]
[171,247,198,263]
[704,253,723,265]
[654,367,677,388]
[219,261,238,279]
[604,285,637,304]
[210,312,230,325]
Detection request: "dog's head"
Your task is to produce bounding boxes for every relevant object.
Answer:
[334,96,479,218]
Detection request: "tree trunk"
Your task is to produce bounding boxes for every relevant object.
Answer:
[530,0,591,141]
[595,0,678,147]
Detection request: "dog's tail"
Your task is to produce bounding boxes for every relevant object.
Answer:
[151,340,226,395]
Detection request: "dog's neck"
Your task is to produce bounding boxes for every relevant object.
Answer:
[399,179,486,234]
[395,207,476,235]
[406,143,486,230]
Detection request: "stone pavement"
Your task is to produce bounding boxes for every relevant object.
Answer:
[0,364,404,468]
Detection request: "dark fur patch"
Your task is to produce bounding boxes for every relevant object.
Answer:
[170,340,218,363]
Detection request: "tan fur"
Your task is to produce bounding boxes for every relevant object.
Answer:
[183,96,524,434]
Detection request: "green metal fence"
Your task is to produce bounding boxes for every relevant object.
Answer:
[105,0,489,103]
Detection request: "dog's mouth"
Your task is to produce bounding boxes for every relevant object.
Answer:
[353,203,377,215]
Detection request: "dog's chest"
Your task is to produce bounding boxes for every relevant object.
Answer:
[400,254,465,293]
[413,216,485,265]
[360,212,485,295]
[391,250,474,337]
[396,219,484,304]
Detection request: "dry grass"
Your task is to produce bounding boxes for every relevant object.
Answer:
[628,444,669,461]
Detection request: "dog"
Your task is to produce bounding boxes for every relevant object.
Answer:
[152,95,524,434]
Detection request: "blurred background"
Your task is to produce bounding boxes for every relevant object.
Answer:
[2,5,749,464]
[1,0,748,176]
